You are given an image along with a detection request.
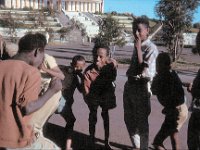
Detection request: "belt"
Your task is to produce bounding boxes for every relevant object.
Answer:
[128,76,150,84]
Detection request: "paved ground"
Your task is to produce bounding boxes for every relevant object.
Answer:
[43,42,197,150]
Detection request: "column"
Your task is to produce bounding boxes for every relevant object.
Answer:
[101,0,104,13]
[5,0,11,8]
[92,2,95,13]
[68,1,71,11]
[99,3,101,12]
[88,2,91,12]
[16,0,19,8]
[80,2,84,12]
[84,2,87,12]
[71,1,75,11]
[96,3,99,12]
[75,1,78,11]
[26,0,30,8]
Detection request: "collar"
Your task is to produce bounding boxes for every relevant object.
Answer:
[142,38,151,46]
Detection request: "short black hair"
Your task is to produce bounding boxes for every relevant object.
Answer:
[71,55,85,66]
[132,17,149,32]
[156,52,171,71]
[92,43,110,58]
[18,33,47,53]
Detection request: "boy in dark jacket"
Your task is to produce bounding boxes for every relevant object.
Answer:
[59,55,85,150]
[187,69,200,150]
[83,44,117,149]
[151,53,188,150]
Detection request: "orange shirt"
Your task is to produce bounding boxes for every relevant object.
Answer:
[0,60,41,148]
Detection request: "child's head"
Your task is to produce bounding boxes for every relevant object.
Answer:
[71,55,85,73]
[92,44,110,69]
[132,17,149,41]
[156,52,171,73]
[18,33,47,67]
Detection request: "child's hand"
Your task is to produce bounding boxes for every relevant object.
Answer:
[135,30,142,51]
[106,58,118,68]
[39,62,47,72]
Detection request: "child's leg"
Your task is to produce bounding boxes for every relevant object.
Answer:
[88,105,98,140]
[153,116,171,149]
[65,139,72,150]
[101,109,111,149]
[170,131,179,150]
[61,101,76,150]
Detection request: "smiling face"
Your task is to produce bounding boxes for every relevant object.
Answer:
[94,48,109,69]
[74,60,86,73]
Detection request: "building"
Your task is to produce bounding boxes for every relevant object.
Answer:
[0,0,104,13]
[183,33,197,46]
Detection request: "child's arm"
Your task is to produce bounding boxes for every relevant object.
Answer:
[40,62,65,80]
[76,72,84,93]
[135,31,143,64]
[25,77,62,115]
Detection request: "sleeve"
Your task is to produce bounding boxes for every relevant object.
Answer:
[172,71,185,102]
[44,54,58,69]
[17,68,41,108]
[142,45,159,81]
[101,63,117,82]
[151,75,160,95]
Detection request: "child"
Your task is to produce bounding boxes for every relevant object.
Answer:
[151,52,188,150]
[29,53,64,133]
[58,55,86,150]
[187,69,200,150]
[123,17,158,149]
[83,44,117,149]
[0,33,62,149]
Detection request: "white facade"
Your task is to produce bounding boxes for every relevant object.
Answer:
[183,33,197,46]
[2,0,104,13]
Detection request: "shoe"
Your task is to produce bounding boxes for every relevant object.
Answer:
[150,144,166,150]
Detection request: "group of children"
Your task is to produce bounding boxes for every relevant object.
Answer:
[0,16,200,150]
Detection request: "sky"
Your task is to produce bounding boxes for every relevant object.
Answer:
[104,0,200,23]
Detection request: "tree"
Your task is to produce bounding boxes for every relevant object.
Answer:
[155,0,200,61]
[95,14,126,58]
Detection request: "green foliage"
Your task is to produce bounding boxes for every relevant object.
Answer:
[95,14,126,48]
[155,0,200,61]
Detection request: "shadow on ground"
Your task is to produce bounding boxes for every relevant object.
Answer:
[43,123,132,150]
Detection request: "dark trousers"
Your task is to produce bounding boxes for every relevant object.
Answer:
[88,104,110,142]
[123,81,150,150]
[153,111,178,147]
[61,102,76,139]
[187,110,200,150]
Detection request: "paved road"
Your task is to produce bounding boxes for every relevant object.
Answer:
[44,43,197,149]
